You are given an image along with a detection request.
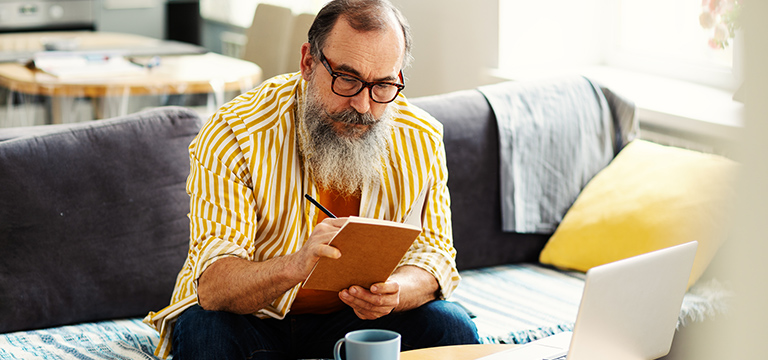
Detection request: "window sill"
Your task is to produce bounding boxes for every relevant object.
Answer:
[489,66,744,141]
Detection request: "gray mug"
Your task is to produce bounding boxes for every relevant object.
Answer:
[333,329,401,360]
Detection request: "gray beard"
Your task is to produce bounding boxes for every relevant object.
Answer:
[297,79,393,196]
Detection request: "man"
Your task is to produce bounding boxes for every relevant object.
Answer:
[144,0,479,358]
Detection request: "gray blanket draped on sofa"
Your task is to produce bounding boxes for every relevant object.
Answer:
[479,76,638,233]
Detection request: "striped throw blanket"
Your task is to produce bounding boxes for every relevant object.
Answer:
[0,318,161,359]
[451,263,584,344]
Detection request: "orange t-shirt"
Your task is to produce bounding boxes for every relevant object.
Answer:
[291,188,361,314]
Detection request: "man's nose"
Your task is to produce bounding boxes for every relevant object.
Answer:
[349,87,372,114]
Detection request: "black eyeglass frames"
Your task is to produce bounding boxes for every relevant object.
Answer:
[319,51,405,104]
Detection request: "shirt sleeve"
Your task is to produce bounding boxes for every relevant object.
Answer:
[397,135,461,299]
[186,112,259,291]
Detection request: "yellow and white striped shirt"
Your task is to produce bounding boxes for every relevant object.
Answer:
[143,72,460,358]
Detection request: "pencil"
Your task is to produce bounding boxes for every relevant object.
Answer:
[304,194,337,218]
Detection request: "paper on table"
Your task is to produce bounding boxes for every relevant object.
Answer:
[33,52,146,79]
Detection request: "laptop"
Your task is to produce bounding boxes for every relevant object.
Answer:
[478,241,698,360]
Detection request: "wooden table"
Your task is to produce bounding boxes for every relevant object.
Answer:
[401,344,516,360]
[0,32,262,125]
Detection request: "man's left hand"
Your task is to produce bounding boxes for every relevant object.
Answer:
[339,281,400,320]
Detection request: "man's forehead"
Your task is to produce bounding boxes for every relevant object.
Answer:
[322,16,405,80]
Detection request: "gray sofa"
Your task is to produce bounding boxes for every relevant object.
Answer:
[0,80,724,359]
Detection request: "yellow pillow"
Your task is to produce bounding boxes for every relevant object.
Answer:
[539,140,737,288]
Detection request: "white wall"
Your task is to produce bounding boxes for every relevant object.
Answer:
[391,0,611,97]
[694,1,768,358]
[391,0,500,97]
[498,0,607,73]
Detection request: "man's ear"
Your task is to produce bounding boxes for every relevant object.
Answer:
[300,43,314,81]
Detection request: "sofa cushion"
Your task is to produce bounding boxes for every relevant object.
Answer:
[411,91,550,270]
[539,140,737,288]
[0,106,202,333]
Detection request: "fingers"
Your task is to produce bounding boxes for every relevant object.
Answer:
[317,243,342,260]
[339,282,400,320]
[291,217,348,276]
[305,217,348,256]
[308,217,346,244]
[320,217,348,228]
[370,281,399,295]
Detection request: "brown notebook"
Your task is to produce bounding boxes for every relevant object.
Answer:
[301,180,431,292]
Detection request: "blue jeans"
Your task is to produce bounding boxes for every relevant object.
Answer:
[172,301,479,359]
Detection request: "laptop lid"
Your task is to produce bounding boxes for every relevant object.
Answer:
[567,241,698,360]
[477,241,698,360]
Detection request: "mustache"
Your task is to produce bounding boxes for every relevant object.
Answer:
[326,108,378,126]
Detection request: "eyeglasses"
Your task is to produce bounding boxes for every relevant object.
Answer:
[319,51,405,104]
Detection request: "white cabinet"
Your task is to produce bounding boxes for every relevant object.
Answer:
[94,0,166,40]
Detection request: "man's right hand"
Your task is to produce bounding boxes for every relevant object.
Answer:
[197,217,345,314]
[288,217,346,276]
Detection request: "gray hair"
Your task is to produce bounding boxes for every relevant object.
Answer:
[307,0,413,70]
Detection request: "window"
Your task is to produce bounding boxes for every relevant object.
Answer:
[498,0,741,91]
[607,0,738,90]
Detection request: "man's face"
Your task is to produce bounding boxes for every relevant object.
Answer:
[302,15,406,138]
[299,69,393,196]
[296,15,406,195]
